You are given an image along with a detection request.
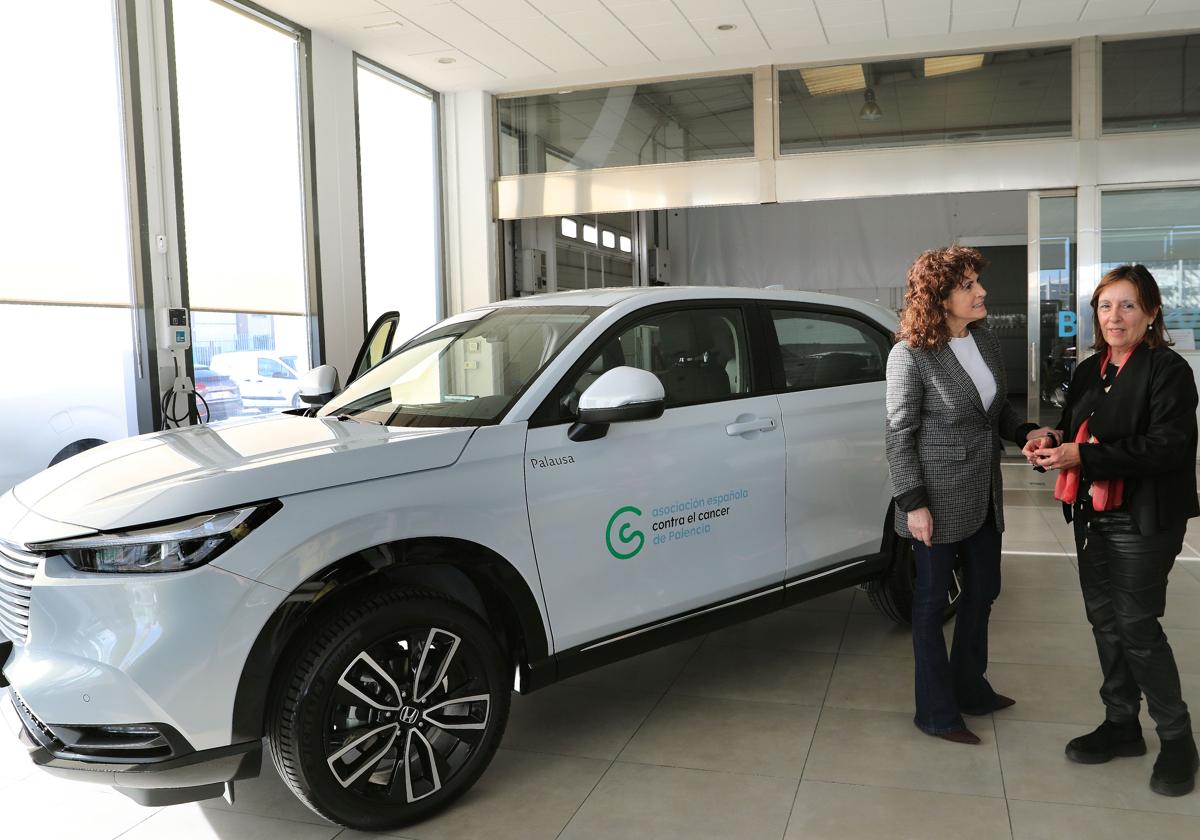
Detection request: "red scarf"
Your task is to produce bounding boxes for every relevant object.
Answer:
[1053,345,1138,509]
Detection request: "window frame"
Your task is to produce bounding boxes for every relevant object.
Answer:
[530,300,775,428]
[756,302,894,393]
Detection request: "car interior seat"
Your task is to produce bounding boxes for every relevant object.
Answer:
[811,351,868,387]
[656,314,732,405]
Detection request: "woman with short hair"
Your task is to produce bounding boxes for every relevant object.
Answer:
[1025,264,1199,796]
[886,246,1056,744]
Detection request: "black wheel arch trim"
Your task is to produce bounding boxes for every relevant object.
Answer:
[230,537,550,742]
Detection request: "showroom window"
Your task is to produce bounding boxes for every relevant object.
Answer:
[496,74,755,176]
[506,213,636,296]
[356,58,442,344]
[171,0,317,413]
[778,45,1073,153]
[1103,34,1200,134]
[769,310,889,389]
[1101,188,1200,347]
[0,0,141,492]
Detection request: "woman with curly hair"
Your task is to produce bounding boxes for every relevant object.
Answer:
[886,246,1058,744]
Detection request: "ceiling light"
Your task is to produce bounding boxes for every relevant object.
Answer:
[924,53,985,78]
[361,20,403,30]
[859,88,883,121]
[799,64,866,96]
[437,57,456,65]
[717,23,736,31]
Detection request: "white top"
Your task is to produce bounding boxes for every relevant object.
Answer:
[949,333,996,411]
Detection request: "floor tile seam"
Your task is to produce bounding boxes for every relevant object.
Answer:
[106,809,168,840]
[785,609,851,840]
[610,754,805,784]
[499,743,631,763]
[665,688,832,709]
[989,712,1018,840]
[797,771,1009,801]
[552,752,616,840]
[195,802,339,829]
[1003,792,1200,819]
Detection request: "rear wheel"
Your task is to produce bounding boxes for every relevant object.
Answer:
[268,589,510,831]
[865,533,961,625]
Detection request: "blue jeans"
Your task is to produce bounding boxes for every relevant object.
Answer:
[911,514,1002,735]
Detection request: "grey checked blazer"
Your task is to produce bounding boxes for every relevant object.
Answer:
[885,326,1032,544]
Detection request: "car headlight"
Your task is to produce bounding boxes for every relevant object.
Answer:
[29,501,280,573]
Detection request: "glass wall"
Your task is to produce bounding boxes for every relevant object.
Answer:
[1101,188,1200,348]
[497,74,754,176]
[172,0,314,413]
[1036,196,1078,425]
[1103,34,1200,134]
[0,1,140,491]
[356,60,441,344]
[777,45,1073,153]
[506,212,636,297]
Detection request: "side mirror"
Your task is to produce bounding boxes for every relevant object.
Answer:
[299,365,340,408]
[570,367,665,441]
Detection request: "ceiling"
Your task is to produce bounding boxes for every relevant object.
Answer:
[262,0,1200,93]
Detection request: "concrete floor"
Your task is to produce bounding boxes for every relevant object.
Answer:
[4,463,1200,839]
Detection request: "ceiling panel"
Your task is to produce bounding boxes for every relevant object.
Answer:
[260,0,1199,92]
[950,9,1017,31]
[608,0,688,28]
[551,8,659,64]
[888,16,950,37]
[401,4,552,76]
[824,21,889,43]
[815,0,885,28]
[486,15,606,72]
[1013,0,1087,27]
[630,21,715,60]
[1083,0,1155,20]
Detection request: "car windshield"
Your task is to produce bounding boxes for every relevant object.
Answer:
[320,306,598,427]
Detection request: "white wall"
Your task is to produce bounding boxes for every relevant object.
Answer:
[678,191,1027,304]
[309,33,364,377]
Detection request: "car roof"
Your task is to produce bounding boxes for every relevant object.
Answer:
[480,286,898,328]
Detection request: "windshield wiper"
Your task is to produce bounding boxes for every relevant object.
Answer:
[334,414,383,425]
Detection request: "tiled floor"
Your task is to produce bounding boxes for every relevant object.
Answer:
[5,463,1200,839]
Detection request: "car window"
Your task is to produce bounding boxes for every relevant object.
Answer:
[560,307,751,417]
[320,306,597,427]
[769,309,888,390]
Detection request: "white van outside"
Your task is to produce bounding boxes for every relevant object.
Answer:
[207,351,304,411]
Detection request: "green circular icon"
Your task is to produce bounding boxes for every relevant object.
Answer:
[606,506,644,560]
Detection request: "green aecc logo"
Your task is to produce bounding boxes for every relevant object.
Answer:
[605,506,644,560]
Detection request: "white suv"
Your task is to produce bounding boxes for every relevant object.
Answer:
[0,288,925,831]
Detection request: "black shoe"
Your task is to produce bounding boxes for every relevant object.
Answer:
[1151,734,1199,797]
[1065,719,1146,765]
[961,694,1016,716]
[936,728,981,745]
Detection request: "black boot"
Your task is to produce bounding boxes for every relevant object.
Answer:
[1150,734,1199,797]
[1065,719,1146,764]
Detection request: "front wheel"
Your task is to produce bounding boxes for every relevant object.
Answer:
[864,534,961,625]
[268,589,510,831]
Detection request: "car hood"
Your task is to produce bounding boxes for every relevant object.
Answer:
[12,414,475,531]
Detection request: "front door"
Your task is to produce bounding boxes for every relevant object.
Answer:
[524,305,786,651]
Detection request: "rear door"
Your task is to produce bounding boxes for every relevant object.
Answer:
[763,304,892,579]
[524,303,786,651]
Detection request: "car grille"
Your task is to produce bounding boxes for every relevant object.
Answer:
[0,540,38,643]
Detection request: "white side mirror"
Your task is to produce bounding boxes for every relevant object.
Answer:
[577,366,665,425]
[299,365,340,407]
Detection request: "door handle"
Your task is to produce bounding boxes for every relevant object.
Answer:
[726,417,776,436]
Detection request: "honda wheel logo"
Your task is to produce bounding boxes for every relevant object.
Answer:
[399,706,419,724]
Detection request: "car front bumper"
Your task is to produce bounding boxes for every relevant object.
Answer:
[2,686,260,806]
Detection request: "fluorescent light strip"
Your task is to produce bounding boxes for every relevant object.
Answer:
[799,64,865,96]
[925,54,985,78]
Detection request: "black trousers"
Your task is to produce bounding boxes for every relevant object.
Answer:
[1075,509,1192,739]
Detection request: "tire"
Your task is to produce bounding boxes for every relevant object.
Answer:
[864,533,961,625]
[268,589,510,831]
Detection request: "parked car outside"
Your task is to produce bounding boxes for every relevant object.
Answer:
[1,287,931,831]
[193,365,244,422]
[208,351,303,412]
